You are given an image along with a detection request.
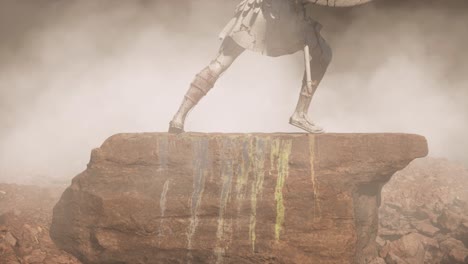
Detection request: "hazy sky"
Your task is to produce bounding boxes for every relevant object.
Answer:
[0,0,467,184]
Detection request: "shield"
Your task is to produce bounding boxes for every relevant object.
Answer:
[305,0,373,7]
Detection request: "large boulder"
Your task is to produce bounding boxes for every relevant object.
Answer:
[50,133,427,264]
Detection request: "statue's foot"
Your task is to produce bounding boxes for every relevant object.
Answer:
[168,120,184,134]
[289,116,325,134]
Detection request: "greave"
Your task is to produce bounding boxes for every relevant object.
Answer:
[295,79,316,116]
[185,67,218,104]
[169,67,219,133]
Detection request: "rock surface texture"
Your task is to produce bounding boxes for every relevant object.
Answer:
[378,158,468,264]
[0,184,81,264]
[50,133,428,264]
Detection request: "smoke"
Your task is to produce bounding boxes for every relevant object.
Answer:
[0,0,467,184]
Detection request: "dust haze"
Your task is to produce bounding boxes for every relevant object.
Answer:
[0,0,467,184]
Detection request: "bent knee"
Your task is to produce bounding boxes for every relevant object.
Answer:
[208,59,226,76]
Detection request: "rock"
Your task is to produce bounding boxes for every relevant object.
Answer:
[380,243,390,258]
[376,236,386,247]
[0,184,82,264]
[438,209,463,231]
[44,255,79,264]
[386,202,403,211]
[386,252,409,264]
[368,257,386,264]
[379,156,468,263]
[24,249,47,263]
[382,157,468,217]
[0,240,19,263]
[440,238,465,254]
[386,233,426,264]
[406,232,438,250]
[448,248,468,263]
[413,221,440,237]
[463,221,468,229]
[379,227,412,239]
[4,231,17,246]
[51,133,427,264]
[380,206,401,230]
[424,249,444,264]
[454,221,468,246]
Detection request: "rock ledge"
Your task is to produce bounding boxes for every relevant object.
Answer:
[51,133,428,264]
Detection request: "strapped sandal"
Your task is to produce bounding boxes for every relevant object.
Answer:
[289,117,325,134]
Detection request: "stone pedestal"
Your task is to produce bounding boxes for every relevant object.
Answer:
[50,133,428,264]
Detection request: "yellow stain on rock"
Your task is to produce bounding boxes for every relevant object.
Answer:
[271,139,292,241]
[235,138,251,201]
[309,135,321,220]
[248,137,267,252]
[215,138,235,264]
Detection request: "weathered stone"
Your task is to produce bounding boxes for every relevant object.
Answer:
[386,233,426,264]
[424,249,444,264]
[51,133,427,264]
[380,243,390,258]
[438,209,463,231]
[448,248,468,264]
[368,257,386,264]
[454,221,468,247]
[380,206,401,230]
[376,236,386,247]
[44,255,73,264]
[24,249,47,263]
[403,232,439,251]
[463,221,468,229]
[379,227,412,239]
[415,234,443,264]
[4,231,17,247]
[382,157,468,217]
[386,252,409,264]
[0,240,19,264]
[413,221,440,237]
[440,238,465,254]
[0,184,81,264]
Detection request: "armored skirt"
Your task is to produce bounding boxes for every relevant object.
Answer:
[219,0,321,57]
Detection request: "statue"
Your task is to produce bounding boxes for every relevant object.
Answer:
[169,0,372,134]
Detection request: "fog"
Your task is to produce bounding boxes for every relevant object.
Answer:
[0,0,467,184]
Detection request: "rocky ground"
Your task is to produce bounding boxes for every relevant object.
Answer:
[377,157,468,264]
[0,184,80,264]
[0,157,467,264]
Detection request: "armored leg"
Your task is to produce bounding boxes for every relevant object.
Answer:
[290,27,332,133]
[169,38,245,133]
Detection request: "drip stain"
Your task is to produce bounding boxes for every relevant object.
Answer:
[309,135,321,219]
[158,179,171,243]
[214,138,235,264]
[271,139,292,241]
[186,138,210,263]
[235,139,252,201]
[157,136,169,170]
[248,137,267,252]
